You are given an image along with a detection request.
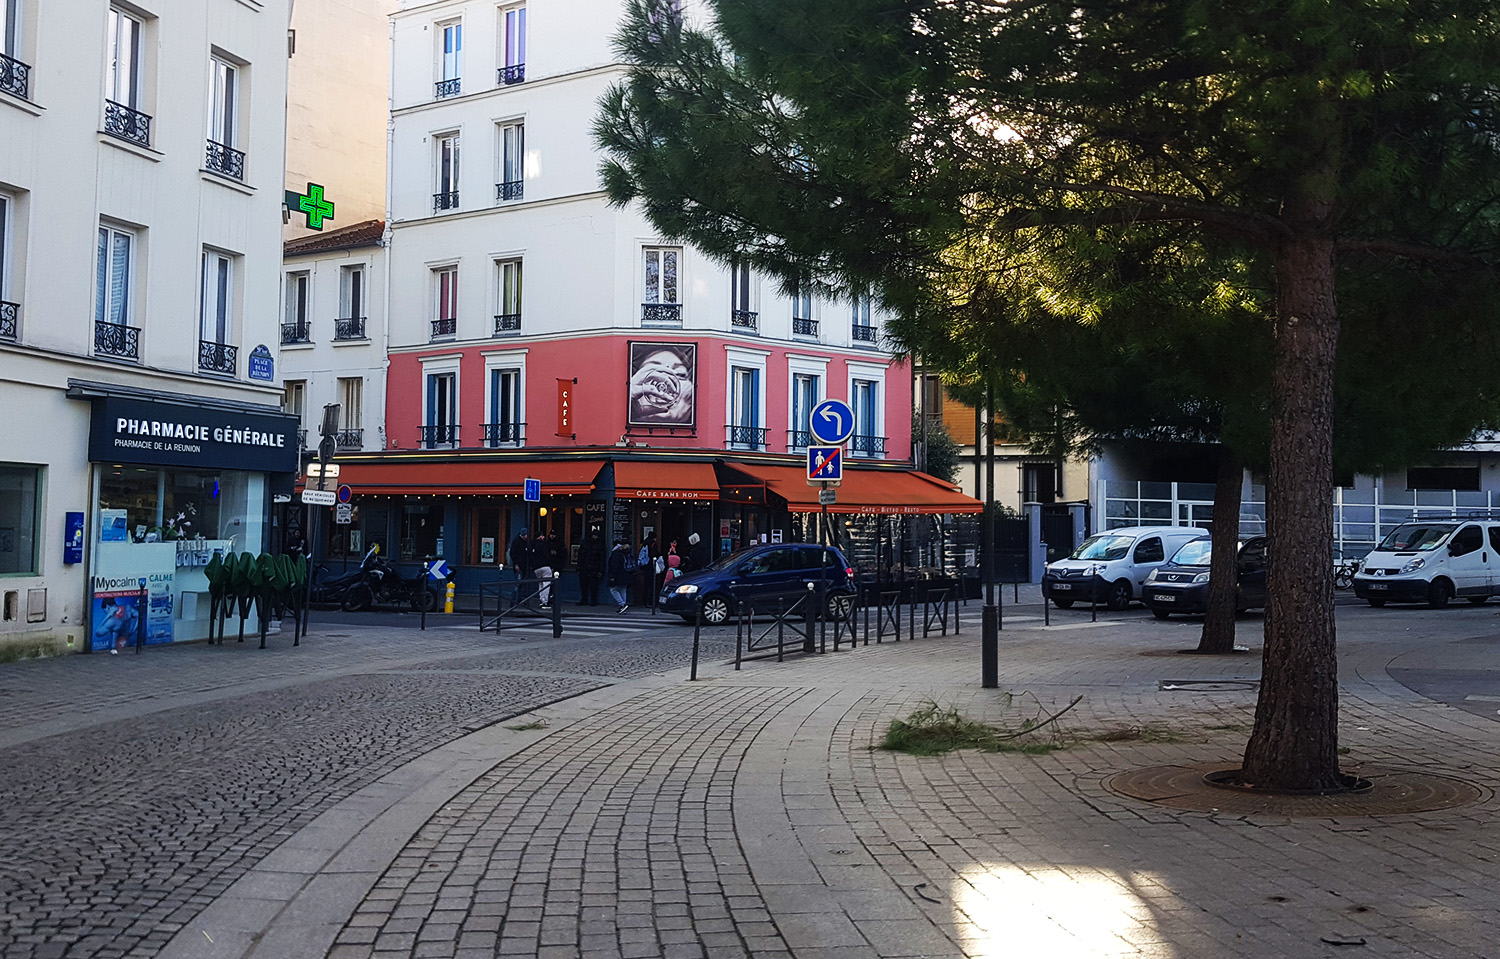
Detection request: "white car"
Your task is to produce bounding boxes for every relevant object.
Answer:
[1353,520,1500,607]
[1042,525,1207,610]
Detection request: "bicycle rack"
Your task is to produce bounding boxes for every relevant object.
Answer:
[922,586,952,636]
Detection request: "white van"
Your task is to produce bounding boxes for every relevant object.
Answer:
[1042,525,1208,610]
[1352,519,1500,607]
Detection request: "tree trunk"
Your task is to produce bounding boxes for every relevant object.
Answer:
[1240,226,1343,791]
[1196,446,1243,654]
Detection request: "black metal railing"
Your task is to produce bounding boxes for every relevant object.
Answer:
[498,63,525,85]
[431,317,457,338]
[496,179,524,201]
[435,77,462,98]
[336,429,363,451]
[104,100,152,147]
[0,301,17,341]
[297,428,308,449]
[0,52,30,100]
[787,429,812,450]
[483,422,525,447]
[642,302,682,324]
[421,424,459,448]
[494,313,521,334]
[198,340,238,375]
[281,321,311,344]
[850,434,887,456]
[334,316,366,340]
[433,190,460,212]
[852,324,877,343]
[94,320,140,360]
[726,425,768,450]
[731,309,758,331]
[204,140,245,180]
[793,316,819,336]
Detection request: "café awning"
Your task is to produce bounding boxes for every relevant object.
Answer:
[334,458,606,496]
[727,464,983,514]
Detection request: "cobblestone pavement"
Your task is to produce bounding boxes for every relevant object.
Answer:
[0,615,735,959]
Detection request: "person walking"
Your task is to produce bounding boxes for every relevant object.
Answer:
[636,533,656,607]
[508,527,532,608]
[531,530,554,608]
[578,531,606,606]
[607,540,632,613]
[687,531,709,572]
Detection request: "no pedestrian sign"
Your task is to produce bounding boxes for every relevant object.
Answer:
[807,446,843,482]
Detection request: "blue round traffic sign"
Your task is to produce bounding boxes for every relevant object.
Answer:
[810,399,855,445]
[337,484,352,504]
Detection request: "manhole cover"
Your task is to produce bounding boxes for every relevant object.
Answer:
[1106,763,1487,816]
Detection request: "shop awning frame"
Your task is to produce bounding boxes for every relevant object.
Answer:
[726,463,983,515]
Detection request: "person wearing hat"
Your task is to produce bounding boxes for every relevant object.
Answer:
[686,531,709,572]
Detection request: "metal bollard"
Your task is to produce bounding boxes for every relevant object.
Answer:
[981,605,998,688]
[552,572,563,638]
[690,599,703,681]
[804,583,817,655]
[445,580,455,614]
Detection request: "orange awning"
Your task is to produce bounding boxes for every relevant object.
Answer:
[335,458,605,496]
[729,464,983,514]
[613,461,719,500]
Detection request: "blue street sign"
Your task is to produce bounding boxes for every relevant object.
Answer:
[523,478,541,502]
[810,399,855,445]
[337,484,352,504]
[247,345,275,382]
[427,560,451,580]
[807,446,843,481]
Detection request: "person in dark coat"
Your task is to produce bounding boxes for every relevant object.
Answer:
[578,532,607,606]
[636,533,657,607]
[686,532,709,572]
[508,528,532,577]
[531,531,554,607]
[606,540,632,612]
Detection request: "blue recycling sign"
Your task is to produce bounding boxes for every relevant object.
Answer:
[523,478,541,502]
[810,399,855,446]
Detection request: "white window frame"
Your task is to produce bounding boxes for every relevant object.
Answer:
[433,264,459,323]
[787,354,829,449]
[847,360,887,458]
[200,249,234,345]
[435,130,461,198]
[851,288,872,326]
[0,191,11,303]
[95,223,135,328]
[338,377,363,431]
[340,264,365,319]
[483,348,528,448]
[106,6,142,108]
[282,380,305,421]
[500,3,526,70]
[3,0,22,60]
[495,257,522,319]
[284,270,309,329]
[730,259,756,314]
[643,246,682,304]
[421,356,461,448]
[438,19,462,81]
[207,55,238,148]
[498,119,524,193]
[725,345,769,449]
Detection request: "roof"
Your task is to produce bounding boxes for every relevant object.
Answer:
[284,219,385,257]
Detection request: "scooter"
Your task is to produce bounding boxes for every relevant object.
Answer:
[339,552,439,612]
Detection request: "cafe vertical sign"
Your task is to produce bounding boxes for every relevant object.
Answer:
[557,377,576,439]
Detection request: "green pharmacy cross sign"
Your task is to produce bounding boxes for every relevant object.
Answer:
[286,182,335,230]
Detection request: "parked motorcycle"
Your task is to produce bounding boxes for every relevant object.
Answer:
[339,553,439,612]
[310,544,382,603]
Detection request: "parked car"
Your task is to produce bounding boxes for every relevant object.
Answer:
[1042,525,1207,610]
[1142,535,1268,619]
[1353,520,1500,607]
[659,542,855,625]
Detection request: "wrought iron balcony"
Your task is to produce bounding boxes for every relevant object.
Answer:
[731,309,758,331]
[852,324,878,343]
[726,425,768,450]
[431,317,456,338]
[104,100,152,147]
[433,190,460,213]
[334,316,367,340]
[793,316,819,336]
[336,429,363,451]
[498,63,525,85]
[849,434,887,457]
[94,321,140,360]
[281,320,311,345]
[204,140,245,180]
[0,301,17,341]
[483,422,525,447]
[641,302,682,324]
[198,340,238,376]
[435,77,462,98]
[297,429,308,449]
[494,313,521,334]
[787,429,812,451]
[496,179,524,201]
[421,424,459,448]
[0,52,30,100]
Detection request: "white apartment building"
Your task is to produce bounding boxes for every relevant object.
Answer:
[0,0,296,655]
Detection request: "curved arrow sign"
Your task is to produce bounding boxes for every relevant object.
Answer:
[810,399,855,445]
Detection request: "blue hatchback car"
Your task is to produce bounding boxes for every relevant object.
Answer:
[658,542,856,624]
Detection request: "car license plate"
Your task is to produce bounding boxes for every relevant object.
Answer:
[1368,583,1388,591]
[1052,583,1072,591]
[1152,593,1174,602]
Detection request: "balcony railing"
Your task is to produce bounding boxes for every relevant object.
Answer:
[281,320,311,345]
[494,312,521,334]
[204,140,246,180]
[498,63,525,85]
[0,301,17,341]
[431,317,457,338]
[198,340,238,376]
[850,434,887,457]
[496,179,524,201]
[334,316,367,340]
[94,320,140,360]
[433,190,460,213]
[435,77,462,98]
[104,100,152,147]
[421,424,459,448]
[726,425,768,450]
[642,302,682,324]
[297,429,308,449]
[0,52,30,100]
[483,422,525,447]
[787,429,812,451]
[793,317,819,336]
[852,324,878,343]
[336,429,363,451]
[731,309,758,332]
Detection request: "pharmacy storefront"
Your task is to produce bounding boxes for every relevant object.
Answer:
[80,391,297,650]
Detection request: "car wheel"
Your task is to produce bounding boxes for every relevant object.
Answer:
[1467,596,1488,605]
[1052,597,1075,609]
[827,592,854,620]
[1151,608,1170,620]
[1367,598,1387,607]
[1105,580,1132,611]
[410,587,438,613]
[341,584,373,612]
[700,595,731,625]
[1427,579,1453,609]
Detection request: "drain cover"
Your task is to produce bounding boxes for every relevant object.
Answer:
[1106,763,1486,816]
